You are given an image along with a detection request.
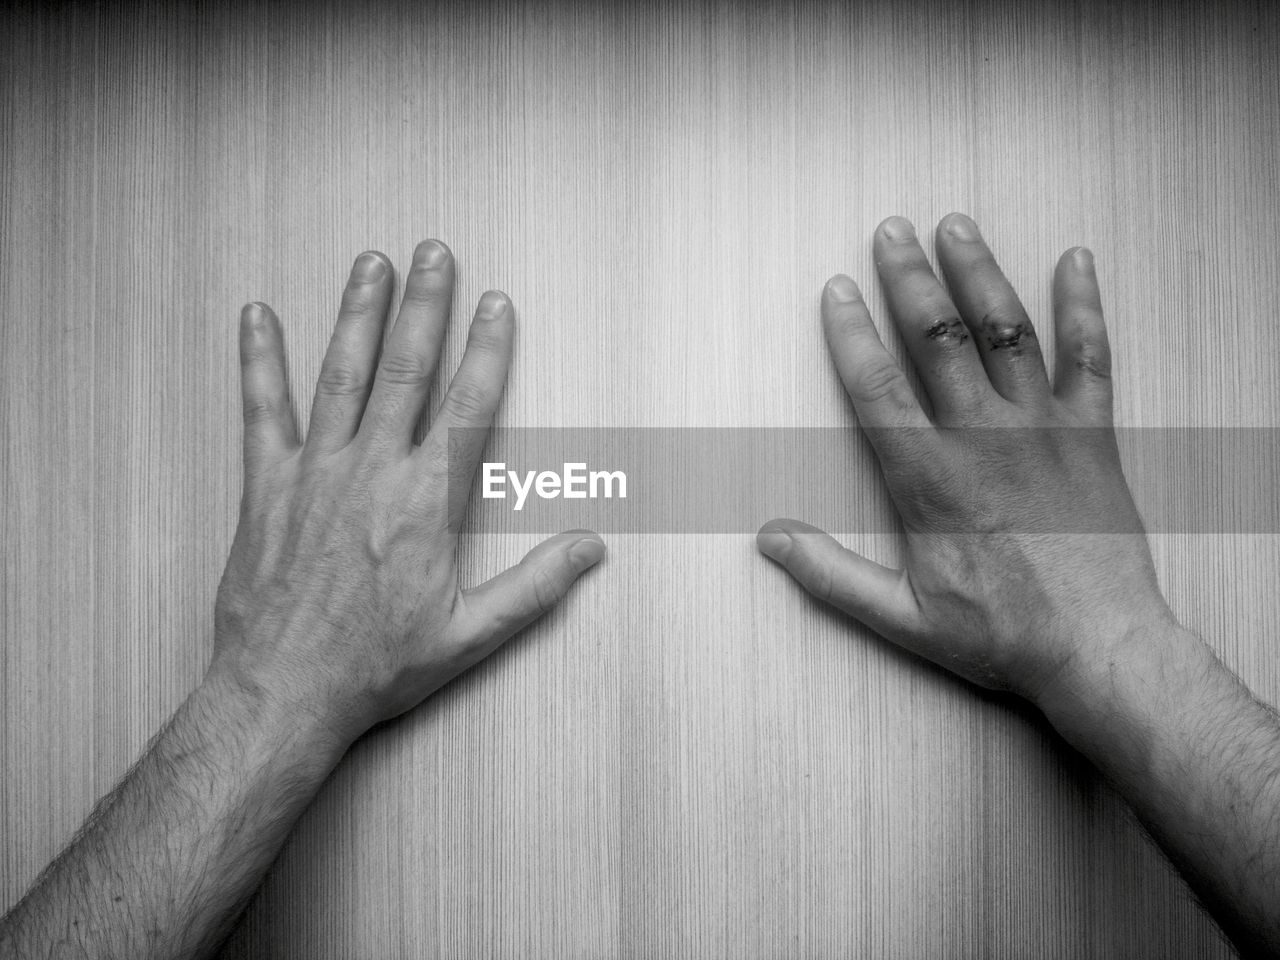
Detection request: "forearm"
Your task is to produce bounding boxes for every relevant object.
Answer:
[0,667,350,960]
[1037,621,1280,957]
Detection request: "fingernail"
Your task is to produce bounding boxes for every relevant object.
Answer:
[757,529,792,561]
[881,217,916,241]
[420,240,449,270]
[478,290,508,318]
[1073,246,1094,271]
[355,252,387,281]
[569,538,605,572]
[241,302,265,327]
[945,214,981,241]
[826,275,861,303]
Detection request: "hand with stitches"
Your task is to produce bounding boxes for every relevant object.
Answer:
[757,213,1280,958]
[758,213,1169,701]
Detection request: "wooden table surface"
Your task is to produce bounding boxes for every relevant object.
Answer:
[4,1,1278,956]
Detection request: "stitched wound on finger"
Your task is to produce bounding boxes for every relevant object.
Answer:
[982,317,1035,352]
[925,317,969,343]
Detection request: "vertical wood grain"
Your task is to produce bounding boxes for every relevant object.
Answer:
[3,0,1278,957]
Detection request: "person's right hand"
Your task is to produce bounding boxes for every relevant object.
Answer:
[757,213,1180,704]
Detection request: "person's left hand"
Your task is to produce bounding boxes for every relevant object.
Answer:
[209,241,605,747]
[756,214,1164,703]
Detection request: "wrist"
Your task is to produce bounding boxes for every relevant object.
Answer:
[195,660,355,776]
[1032,615,1218,776]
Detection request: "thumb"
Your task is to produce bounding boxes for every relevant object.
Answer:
[756,519,917,638]
[454,529,605,651]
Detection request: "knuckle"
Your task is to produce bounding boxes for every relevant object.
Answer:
[976,303,1027,330]
[465,318,509,355]
[888,256,941,291]
[809,557,836,604]
[851,360,909,407]
[339,286,380,315]
[377,350,432,387]
[950,244,1001,275]
[1060,309,1104,340]
[919,311,971,347]
[531,566,566,615]
[1061,314,1112,379]
[444,379,491,421]
[242,395,282,425]
[976,308,1036,353]
[825,307,862,337]
[239,342,275,367]
[400,270,450,306]
[316,362,369,398]
[877,236,925,266]
[1074,349,1112,380]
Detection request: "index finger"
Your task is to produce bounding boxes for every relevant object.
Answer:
[238,301,300,478]
[821,274,932,449]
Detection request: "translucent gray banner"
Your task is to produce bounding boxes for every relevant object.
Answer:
[445,428,1280,534]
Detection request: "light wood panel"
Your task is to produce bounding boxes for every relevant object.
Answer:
[4,0,1278,956]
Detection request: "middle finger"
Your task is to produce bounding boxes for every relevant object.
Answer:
[873,216,993,421]
[360,239,455,453]
[934,213,1050,404]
